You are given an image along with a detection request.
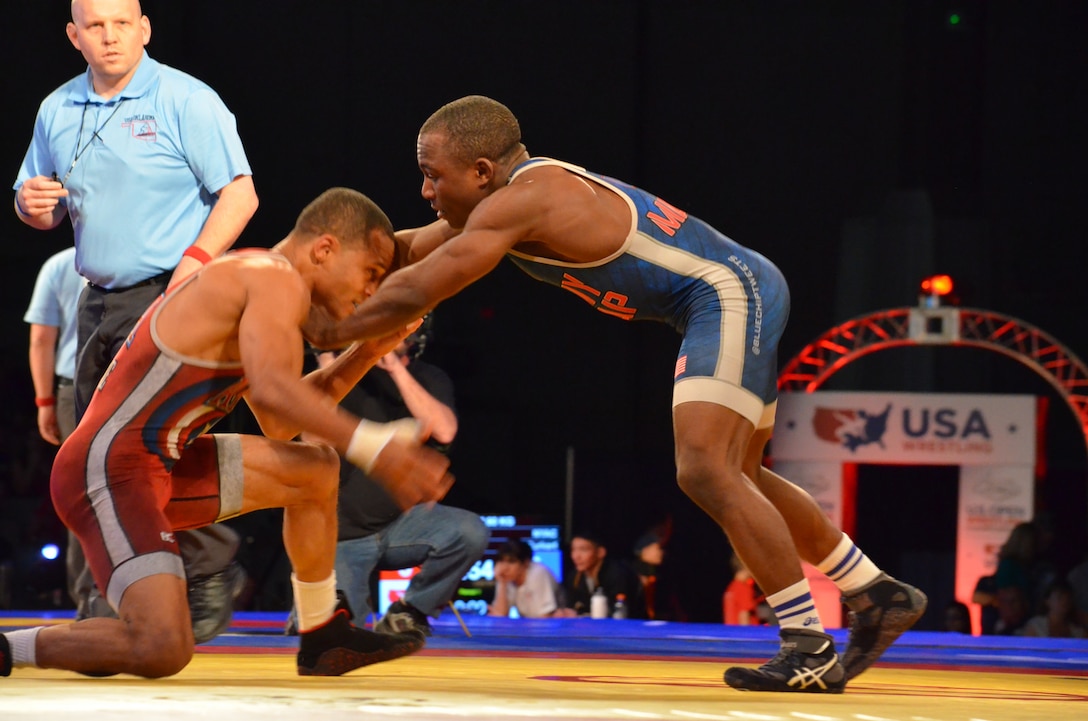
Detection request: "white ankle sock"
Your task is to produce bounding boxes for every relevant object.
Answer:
[766,579,824,634]
[816,533,882,595]
[7,627,42,667]
[291,572,337,633]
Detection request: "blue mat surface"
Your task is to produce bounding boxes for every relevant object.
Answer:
[5,610,1086,673]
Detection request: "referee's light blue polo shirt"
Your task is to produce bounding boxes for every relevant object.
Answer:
[14,51,252,289]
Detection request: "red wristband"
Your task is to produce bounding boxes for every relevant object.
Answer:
[35,396,55,408]
[183,246,213,265]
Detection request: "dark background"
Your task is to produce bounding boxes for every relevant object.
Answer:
[2,1,1085,624]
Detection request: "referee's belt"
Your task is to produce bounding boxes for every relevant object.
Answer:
[88,270,172,293]
[56,377,74,387]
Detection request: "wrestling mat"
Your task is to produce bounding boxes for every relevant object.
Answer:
[2,611,1085,721]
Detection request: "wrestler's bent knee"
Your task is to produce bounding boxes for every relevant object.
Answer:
[127,625,194,678]
[296,443,341,500]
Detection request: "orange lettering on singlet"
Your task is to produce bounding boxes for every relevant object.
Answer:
[560,274,602,306]
[599,291,636,320]
[646,197,688,237]
[560,274,637,320]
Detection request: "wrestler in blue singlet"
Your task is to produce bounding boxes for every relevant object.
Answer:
[505,158,790,429]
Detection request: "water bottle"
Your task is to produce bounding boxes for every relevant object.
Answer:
[590,586,608,618]
[612,593,628,620]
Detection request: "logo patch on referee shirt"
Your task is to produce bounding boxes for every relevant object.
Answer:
[124,116,158,142]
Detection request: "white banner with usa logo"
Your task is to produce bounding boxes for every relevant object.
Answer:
[772,391,1036,465]
[770,391,1037,635]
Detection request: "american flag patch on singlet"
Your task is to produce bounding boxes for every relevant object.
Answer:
[674,355,687,378]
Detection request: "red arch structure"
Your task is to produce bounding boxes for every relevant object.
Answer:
[777,304,1088,455]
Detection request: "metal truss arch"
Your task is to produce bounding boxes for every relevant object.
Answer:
[778,306,1088,453]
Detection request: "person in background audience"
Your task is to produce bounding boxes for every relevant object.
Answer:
[993,585,1031,636]
[942,601,972,634]
[564,531,646,619]
[632,529,665,619]
[286,320,488,637]
[1067,546,1088,627]
[489,538,566,619]
[1019,579,1086,639]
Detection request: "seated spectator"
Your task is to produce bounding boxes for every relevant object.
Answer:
[724,552,766,626]
[317,323,489,638]
[633,530,664,579]
[976,520,1050,635]
[971,572,999,634]
[632,530,664,619]
[488,539,566,618]
[1067,548,1088,627]
[994,521,1044,616]
[943,601,972,634]
[1019,579,1087,639]
[565,531,646,619]
[993,585,1031,636]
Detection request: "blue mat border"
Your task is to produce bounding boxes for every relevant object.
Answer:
[5,611,1086,672]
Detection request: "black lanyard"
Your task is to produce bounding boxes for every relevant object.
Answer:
[54,98,126,187]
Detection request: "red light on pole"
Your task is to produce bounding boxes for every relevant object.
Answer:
[920,274,954,297]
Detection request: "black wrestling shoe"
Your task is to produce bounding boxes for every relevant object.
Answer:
[841,574,928,680]
[724,628,846,693]
[285,590,356,636]
[188,562,247,644]
[375,600,433,637]
[297,606,425,676]
[1,633,11,677]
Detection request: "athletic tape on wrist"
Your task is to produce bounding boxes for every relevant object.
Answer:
[345,418,421,472]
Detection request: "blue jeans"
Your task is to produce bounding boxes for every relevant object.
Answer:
[335,504,489,620]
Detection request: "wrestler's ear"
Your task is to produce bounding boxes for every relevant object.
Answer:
[310,234,339,264]
[473,158,496,189]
